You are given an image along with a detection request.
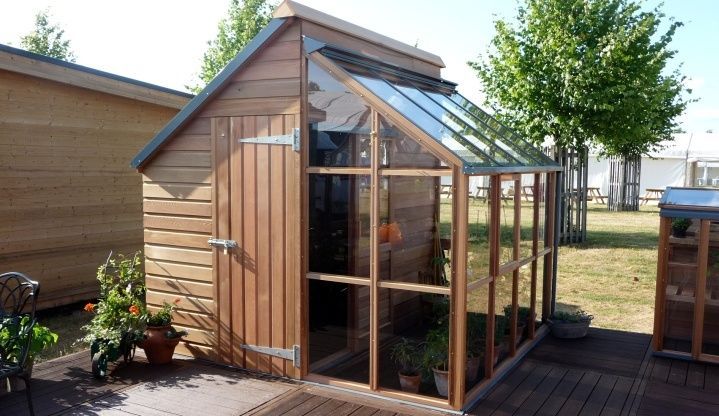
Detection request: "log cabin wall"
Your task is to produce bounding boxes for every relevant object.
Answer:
[0,67,184,309]
[140,21,302,373]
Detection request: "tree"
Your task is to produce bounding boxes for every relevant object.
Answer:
[192,0,274,92]
[21,10,76,62]
[469,0,690,157]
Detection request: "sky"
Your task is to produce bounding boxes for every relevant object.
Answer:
[1,0,717,134]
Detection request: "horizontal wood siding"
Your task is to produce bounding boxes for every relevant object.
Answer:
[0,69,183,309]
[142,115,216,361]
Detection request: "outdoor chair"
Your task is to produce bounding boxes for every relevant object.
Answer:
[0,272,40,416]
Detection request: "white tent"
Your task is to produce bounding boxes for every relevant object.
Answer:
[588,132,719,195]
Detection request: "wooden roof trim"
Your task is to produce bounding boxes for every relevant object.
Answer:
[131,18,292,169]
[274,0,445,68]
[0,43,192,109]
[309,52,461,168]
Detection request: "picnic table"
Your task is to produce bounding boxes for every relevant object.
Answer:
[587,187,606,204]
[641,187,665,205]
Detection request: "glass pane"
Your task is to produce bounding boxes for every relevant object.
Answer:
[341,66,494,166]
[519,174,535,260]
[378,290,450,400]
[536,255,545,324]
[468,176,491,284]
[466,284,490,392]
[517,263,533,347]
[308,279,369,383]
[702,235,719,355]
[663,219,699,353]
[308,61,371,167]
[499,177,517,264]
[309,174,371,277]
[538,173,547,248]
[378,116,444,168]
[494,273,512,368]
[378,175,451,287]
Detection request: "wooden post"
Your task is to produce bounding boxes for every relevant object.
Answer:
[692,220,711,359]
[529,173,540,339]
[486,175,501,378]
[543,172,557,320]
[510,177,521,356]
[369,110,380,391]
[450,170,469,409]
[653,216,672,352]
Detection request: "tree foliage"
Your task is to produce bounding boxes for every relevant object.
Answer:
[470,0,691,157]
[20,10,76,62]
[193,0,274,92]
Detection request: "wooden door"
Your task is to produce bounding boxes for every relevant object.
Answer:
[212,114,300,378]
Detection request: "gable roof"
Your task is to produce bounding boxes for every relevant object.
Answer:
[0,43,192,109]
[274,0,444,68]
[131,17,290,169]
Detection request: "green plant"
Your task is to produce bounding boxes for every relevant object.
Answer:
[147,300,178,327]
[422,326,450,371]
[672,218,691,231]
[80,252,146,356]
[466,313,487,358]
[0,316,58,364]
[551,310,594,323]
[503,305,533,324]
[389,338,423,376]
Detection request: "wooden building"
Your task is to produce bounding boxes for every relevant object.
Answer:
[132,1,561,411]
[0,44,191,309]
[654,187,719,362]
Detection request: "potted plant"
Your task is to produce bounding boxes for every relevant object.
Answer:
[466,312,486,384]
[422,326,450,397]
[139,299,187,365]
[671,218,692,238]
[503,305,533,346]
[389,338,423,393]
[492,316,508,365]
[548,310,594,339]
[81,252,146,377]
[0,316,58,392]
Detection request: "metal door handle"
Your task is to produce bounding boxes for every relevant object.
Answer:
[208,238,238,254]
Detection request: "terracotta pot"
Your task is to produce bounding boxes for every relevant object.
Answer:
[466,356,482,383]
[6,361,33,392]
[398,372,421,393]
[141,325,181,364]
[432,367,449,397]
[379,223,389,243]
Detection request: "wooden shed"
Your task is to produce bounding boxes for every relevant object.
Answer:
[132,1,561,411]
[0,44,191,309]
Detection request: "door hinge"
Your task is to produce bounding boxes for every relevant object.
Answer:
[238,128,300,152]
[240,344,300,368]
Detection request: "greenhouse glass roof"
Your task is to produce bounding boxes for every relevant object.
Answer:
[314,44,560,174]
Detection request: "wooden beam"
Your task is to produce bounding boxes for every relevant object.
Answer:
[379,168,453,177]
[486,175,501,379]
[451,169,469,409]
[529,173,540,339]
[543,172,557,320]
[692,219,711,359]
[653,216,672,352]
[369,110,380,392]
[305,167,372,175]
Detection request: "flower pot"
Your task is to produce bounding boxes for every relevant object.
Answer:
[466,356,482,383]
[141,325,181,364]
[398,372,421,393]
[672,227,687,238]
[515,323,527,347]
[7,361,33,392]
[432,367,449,397]
[549,320,591,339]
[493,342,507,366]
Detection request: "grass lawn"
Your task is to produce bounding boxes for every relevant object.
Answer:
[556,204,660,334]
[34,303,92,363]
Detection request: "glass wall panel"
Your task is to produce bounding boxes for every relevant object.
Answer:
[519,174,535,260]
[467,176,491,284]
[538,173,547,249]
[378,289,449,399]
[499,177,516,264]
[494,273,513,367]
[517,263,533,346]
[308,279,369,384]
[663,218,699,353]
[702,239,719,355]
[466,284,490,392]
[308,174,371,277]
[379,116,443,168]
[308,61,372,167]
[378,175,451,286]
[536,255,545,324]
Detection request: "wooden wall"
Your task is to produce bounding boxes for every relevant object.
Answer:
[0,69,181,309]
[140,21,302,371]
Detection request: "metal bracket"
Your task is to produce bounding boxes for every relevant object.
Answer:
[241,344,301,368]
[208,238,238,255]
[238,128,300,152]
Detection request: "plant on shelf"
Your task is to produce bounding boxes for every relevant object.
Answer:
[548,310,594,339]
[503,305,533,346]
[671,218,692,238]
[140,299,187,365]
[389,338,424,393]
[81,252,146,378]
[0,316,58,391]
[422,326,450,397]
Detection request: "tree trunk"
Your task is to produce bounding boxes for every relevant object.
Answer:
[545,146,588,244]
[608,155,641,211]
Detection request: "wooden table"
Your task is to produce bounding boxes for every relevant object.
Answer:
[641,187,665,205]
[587,187,606,204]
[440,184,452,198]
[521,185,534,201]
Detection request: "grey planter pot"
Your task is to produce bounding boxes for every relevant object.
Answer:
[549,319,591,339]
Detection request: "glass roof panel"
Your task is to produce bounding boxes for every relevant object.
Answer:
[343,66,495,166]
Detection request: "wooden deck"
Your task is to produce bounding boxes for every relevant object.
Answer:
[3,328,719,415]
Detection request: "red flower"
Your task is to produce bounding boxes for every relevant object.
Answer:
[129,305,140,316]
[84,303,95,313]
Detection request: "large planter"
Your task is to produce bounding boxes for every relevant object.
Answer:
[432,367,449,397]
[672,227,688,238]
[397,372,421,393]
[549,320,591,339]
[140,325,181,364]
[466,356,482,383]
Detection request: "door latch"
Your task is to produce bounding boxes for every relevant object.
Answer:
[208,238,238,254]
